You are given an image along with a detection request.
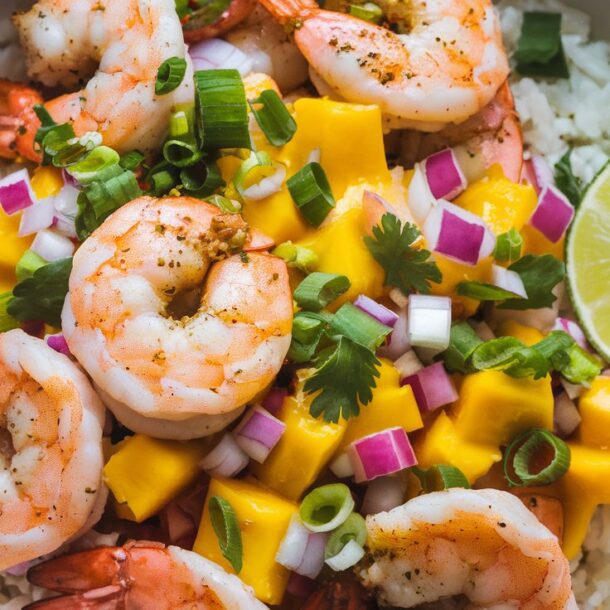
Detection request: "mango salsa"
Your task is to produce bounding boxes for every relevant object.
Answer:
[103,434,210,522]
[194,477,297,605]
[495,320,545,346]
[578,377,610,449]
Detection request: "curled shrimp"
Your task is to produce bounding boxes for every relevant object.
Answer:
[62,196,293,440]
[182,0,256,43]
[24,541,268,609]
[13,0,195,157]
[258,0,510,130]
[359,488,576,609]
[0,330,106,571]
[0,79,43,163]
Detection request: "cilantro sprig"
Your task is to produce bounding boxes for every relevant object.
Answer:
[554,149,582,207]
[364,213,442,296]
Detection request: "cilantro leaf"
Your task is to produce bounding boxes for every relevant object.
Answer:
[499,254,565,310]
[7,258,73,327]
[554,149,582,207]
[364,213,442,295]
[305,336,380,423]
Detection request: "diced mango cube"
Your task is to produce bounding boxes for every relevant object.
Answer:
[194,477,297,605]
[452,371,553,447]
[578,377,610,450]
[103,434,210,522]
[30,166,64,199]
[337,359,423,452]
[495,320,544,346]
[252,388,347,500]
[521,224,565,261]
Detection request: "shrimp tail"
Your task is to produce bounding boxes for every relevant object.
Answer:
[23,588,122,610]
[257,0,318,23]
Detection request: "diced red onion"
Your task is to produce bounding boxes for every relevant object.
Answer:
[276,515,327,579]
[407,163,436,224]
[61,168,79,188]
[528,185,574,243]
[329,452,354,478]
[553,392,581,439]
[199,434,249,478]
[233,406,286,463]
[423,148,467,201]
[242,164,286,200]
[30,229,75,262]
[407,295,452,351]
[401,361,458,413]
[560,378,584,400]
[46,333,72,357]
[189,39,253,76]
[361,475,407,515]
[522,155,553,194]
[552,317,591,351]
[325,538,365,571]
[18,196,55,237]
[262,387,288,416]
[491,264,527,298]
[354,294,399,327]
[52,183,80,238]
[347,427,417,483]
[378,306,409,360]
[0,169,36,215]
[393,350,423,379]
[469,320,495,341]
[423,199,496,266]
[163,502,197,544]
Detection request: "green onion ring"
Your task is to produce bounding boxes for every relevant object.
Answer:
[299,483,355,533]
[209,495,243,573]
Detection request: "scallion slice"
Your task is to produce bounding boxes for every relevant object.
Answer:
[155,57,187,95]
[287,162,335,227]
[0,291,19,332]
[349,2,383,23]
[180,161,224,196]
[299,483,355,533]
[557,344,602,384]
[494,228,523,263]
[293,272,351,311]
[67,146,121,184]
[413,464,471,492]
[163,106,203,168]
[249,89,297,147]
[233,151,274,196]
[330,302,391,351]
[205,194,242,214]
[209,495,243,573]
[442,321,483,373]
[324,512,367,559]
[151,169,178,196]
[84,169,143,220]
[15,249,47,282]
[120,150,145,171]
[503,428,570,487]
[194,69,251,150]
[272,241,318,273]
[288,311,331,363]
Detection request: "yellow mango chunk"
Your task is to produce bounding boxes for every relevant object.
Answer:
[31,166,64,199]
[295,207,385,307]
[252,388,347,500]
[104,434,210,522]
[495,320,544,346]
[337,359,423,452]
[415,411,501,483]
[455,165,537,235]
[194,477,297,605]
[578,377,610,450]
[521,223,565,261]
[452,371,553,447]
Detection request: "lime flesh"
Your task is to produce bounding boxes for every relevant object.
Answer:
[567,161,610,361]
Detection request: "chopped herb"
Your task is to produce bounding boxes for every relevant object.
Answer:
[554,149,582,206]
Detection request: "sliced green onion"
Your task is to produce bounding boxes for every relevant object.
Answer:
[0,292,19,333]
[330,302,391,351]
[205,194,241,214]
[442,321,483,373]
[324,512,367,559]
[16,249,47,282]
[531,330,574,360]
[182,0,232,31]
[288,311,330,363]
[249,89,297,147]
[194,69,251,150]
[163,106,203,168]
[471,336,525,371]
[413,464,471,492]
[233,151,274,197]
[209,495,243,573]
[151,169,178,196]
[293,272,350,311]
[299,483,355,533]
[175,0,191,18]
[515,12,569,79]
[52,141,89,168]
[155,57,187,95]
[84,170,143,219]
[272,241,318,273]
[557,344,602,384]
[180,161,224,196]
[41,124,77,163]
[68,146,121,184]
[349,2,383,23]
[120,150,146,172]
[288,162,335,227]
[456,281,523,301]
[494,228,523,263]
[504,345,549,380]
[503,428,570,487]
[169,109,190,137]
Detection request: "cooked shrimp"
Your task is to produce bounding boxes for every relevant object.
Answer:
[359,488,576,609]
[13,0,194,156]
[0,330,106,571]
[0,79,42,162]
[62,196,293,440]
[258,0,509,130]
[182,0,256,43]
[25,541,268,609]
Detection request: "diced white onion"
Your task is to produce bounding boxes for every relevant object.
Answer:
[329,453,354,478]
[276,515,327,579]
[393,350,423,379]
[189,39,253,76]
[242,164,286,200]
[407,294,452,351]
[30,229,75,262]
[491,264,527,298]
[199,434,249,478]
[18,197,55,237]
[407,163,436,224]
[325,539,365,571]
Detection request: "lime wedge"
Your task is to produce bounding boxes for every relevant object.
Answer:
[566,161,610,360]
